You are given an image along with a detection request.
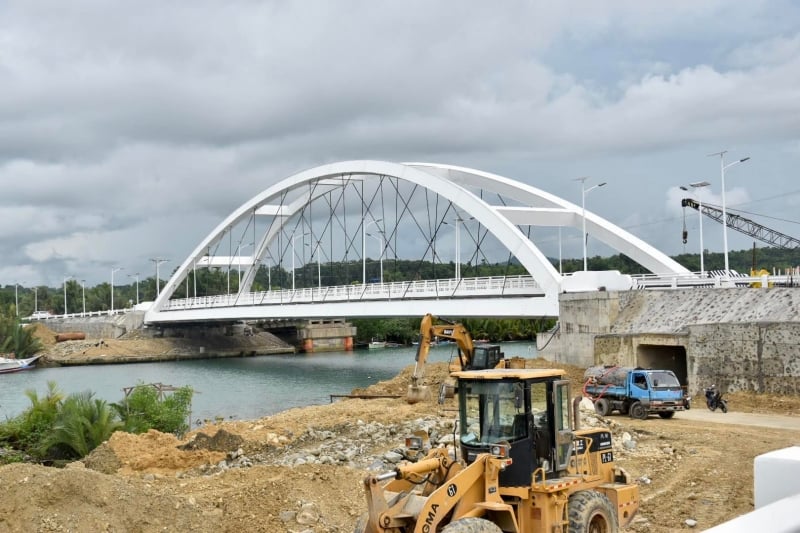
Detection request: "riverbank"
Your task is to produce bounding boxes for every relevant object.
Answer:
[31,322,295,366]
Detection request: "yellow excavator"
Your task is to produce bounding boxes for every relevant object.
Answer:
[358,367,640,532]
[407,314,522,404]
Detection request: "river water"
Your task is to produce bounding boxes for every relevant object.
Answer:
[0,342,536,427]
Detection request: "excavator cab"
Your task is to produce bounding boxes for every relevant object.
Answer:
[468,344,504,370]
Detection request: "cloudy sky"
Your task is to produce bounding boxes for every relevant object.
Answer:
[2,0,800,288]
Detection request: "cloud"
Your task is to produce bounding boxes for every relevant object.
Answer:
[1,1,799,286]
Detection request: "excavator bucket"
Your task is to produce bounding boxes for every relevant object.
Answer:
[406,384,430,404]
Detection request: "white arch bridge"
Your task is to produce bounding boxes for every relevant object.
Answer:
[144,161,689,325]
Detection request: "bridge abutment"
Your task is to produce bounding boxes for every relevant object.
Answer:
[538,288,800,396]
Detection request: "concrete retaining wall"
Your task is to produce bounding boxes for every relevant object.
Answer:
[538,287,800,395]
[37,312,145,340]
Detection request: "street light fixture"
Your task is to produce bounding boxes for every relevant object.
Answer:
[110,267,123,313]
[575,177,607,271]
[363,218,382,284]
[680,181,711,276]
[708,151,750,276]
[63,275,72,317]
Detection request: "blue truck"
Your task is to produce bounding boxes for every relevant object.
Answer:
[583,365,691,419]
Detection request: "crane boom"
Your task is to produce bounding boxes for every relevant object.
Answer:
[681,198,800,249]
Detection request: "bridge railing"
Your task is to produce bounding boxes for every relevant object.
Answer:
[161,275,544,311]
[631,272,799,289]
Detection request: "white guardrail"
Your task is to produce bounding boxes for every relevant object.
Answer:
[163,275,544,311]
[630,271,800,289]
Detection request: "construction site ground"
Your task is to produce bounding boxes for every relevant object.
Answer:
[2,332,800,532]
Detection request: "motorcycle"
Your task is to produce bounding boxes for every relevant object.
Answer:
[704,385,728,413]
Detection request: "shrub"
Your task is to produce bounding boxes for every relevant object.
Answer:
[112,383,194,437]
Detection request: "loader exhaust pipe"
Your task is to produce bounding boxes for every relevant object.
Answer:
[572,396,582,430]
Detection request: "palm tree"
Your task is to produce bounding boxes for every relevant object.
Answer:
[44,391,122,459]
[0,315,43,357]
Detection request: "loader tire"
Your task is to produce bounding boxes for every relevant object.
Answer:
[568,490,618,533]
[629,401,648,420]
[594,398,610,417]
[441,517,503,533]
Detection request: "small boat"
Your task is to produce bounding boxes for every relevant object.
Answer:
[368,340,387,349]
[0,354,43,374]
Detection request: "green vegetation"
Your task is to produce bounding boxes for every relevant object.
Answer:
[0,308,43,357]
[351,316,555,344]
[0,381,193,464]
[112,383,194,436]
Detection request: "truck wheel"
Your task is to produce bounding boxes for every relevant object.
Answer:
[657,411,675,419]
[594,398,610,417]
[568,490,618,533]
[629,401,647,420]
[441,517,503,533]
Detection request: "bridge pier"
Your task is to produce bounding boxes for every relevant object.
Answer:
[260,318,357,353]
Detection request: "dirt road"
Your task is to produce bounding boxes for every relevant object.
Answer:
[678,408,800,431]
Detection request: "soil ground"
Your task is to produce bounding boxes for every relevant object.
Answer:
[2,333,799,532]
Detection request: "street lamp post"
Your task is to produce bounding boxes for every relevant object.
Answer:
[708,151,750,276]
[33,287,38,315]
[110,267,123,313]
[81,280,86,316]
[576,177,607,271]
[236,242,253,291]
[150,258,168,298]
[291,233,309,291]
[680,181,711,276]
[14,282,18,316]
[128,273,140,305]
[366,232,384,284]
[63,275,72,316]
[363,218,382,284]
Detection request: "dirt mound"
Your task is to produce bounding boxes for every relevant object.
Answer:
[179,429,244,452]
[0,462,223,532]
[97,430,227,476]
[29,321,58,346]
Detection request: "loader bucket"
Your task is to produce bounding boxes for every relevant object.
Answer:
[406,384,430,404]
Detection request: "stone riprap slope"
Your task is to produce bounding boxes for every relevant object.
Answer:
[612,287,800,334]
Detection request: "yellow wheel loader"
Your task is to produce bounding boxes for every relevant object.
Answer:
[359,368,639,532]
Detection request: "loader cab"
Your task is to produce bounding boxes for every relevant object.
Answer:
[454,368,573,487]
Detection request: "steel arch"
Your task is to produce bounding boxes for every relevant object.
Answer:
[146,160,688,320]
